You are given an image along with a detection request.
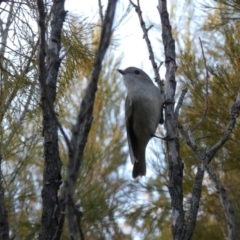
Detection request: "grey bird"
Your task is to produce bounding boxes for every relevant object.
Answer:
[117,67,164,178]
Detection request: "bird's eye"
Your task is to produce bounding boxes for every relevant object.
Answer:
[134,70,140,75]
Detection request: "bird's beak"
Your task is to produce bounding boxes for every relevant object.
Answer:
[117,69,126,75]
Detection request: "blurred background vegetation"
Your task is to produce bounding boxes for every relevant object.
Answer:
[0,0,240,239]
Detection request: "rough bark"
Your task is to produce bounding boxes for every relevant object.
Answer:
[37,0,67,239]
[157,1,185,239]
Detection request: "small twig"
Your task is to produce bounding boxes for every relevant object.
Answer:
[143,25,153,38]
[130,0,164,93]
[157,61,164,71]
[129,0,137,8]
[191,38,209,132]
[153,134,171,140]
[60,47,71,62]
[157,61,164,80]
[178,122,204,161]
[174,88,188,119]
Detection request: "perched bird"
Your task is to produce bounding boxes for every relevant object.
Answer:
[117,67,164,178]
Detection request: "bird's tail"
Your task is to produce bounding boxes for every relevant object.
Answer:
[132,149,146,179]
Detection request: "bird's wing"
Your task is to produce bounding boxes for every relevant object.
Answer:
[125,95,138,164]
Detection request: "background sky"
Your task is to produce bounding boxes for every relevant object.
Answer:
[64,0,167,79]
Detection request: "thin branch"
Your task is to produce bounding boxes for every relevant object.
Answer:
[178,122,204,162]
[178,87,240,238]
[176,88,206,238]
[130,0,164,93]
[204,88,240,164]
[65,0,117,239]
[59,47,71,62]
[184,163,205,240]
[206,165,236,240]
[178,122,205,239]
[98,0,104,26]
[174,88,188,119]
[190,38,209,132]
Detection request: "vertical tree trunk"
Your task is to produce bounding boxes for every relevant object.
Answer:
[157,1,185,239]
[38,0,67,239]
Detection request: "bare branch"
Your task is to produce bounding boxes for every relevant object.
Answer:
[191,38,209,132]
[130,0,164,93]
[59,47,71,62]
[37,0,70,150]
[184,163,205,240]
[178,87,240,238]
[178,123,206,238]
[174,88,188,119]
[65,0,117,239]
[157,1,186,238]
[38,0,67,239]
[98,0,104,25]
[206,165,236,240]
[178,122,204,161]
[204,89,240,164]
[143,24,153,38]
